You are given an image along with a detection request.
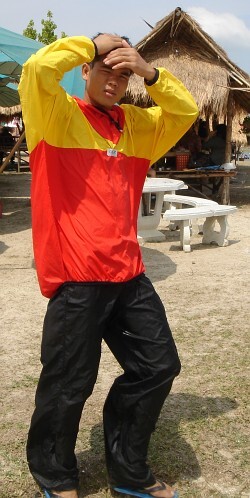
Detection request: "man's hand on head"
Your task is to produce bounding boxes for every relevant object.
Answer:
[103,47,156,81]
[93,34,127,57]
[92,33,156,82]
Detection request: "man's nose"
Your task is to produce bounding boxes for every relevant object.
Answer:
[108,74,119,87]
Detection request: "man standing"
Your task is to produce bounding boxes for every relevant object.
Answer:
[19,33,198,498]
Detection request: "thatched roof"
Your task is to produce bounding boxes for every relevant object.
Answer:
[0,104,21,120]
[126,7,250,119]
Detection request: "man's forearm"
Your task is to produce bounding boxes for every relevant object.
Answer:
[146,67,199,120]
[20,36,95,94]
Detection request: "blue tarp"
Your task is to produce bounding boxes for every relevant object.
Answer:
[0,26,84,98]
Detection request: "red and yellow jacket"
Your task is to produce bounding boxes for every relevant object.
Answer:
[19,36,198,298]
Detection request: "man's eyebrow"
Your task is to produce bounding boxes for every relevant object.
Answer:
[100,62,131,76]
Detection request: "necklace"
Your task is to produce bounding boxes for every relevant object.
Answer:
[94,106,123,133]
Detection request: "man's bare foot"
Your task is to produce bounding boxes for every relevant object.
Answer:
[144,480,177,498]
[50,491,78,498]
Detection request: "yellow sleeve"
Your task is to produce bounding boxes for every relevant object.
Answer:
[123,68,199,166]
[18,36,95,152]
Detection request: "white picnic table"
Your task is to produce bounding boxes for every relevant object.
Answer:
[137,177,185,242]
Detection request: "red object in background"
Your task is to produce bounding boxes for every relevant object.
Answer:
[176,154,189,170]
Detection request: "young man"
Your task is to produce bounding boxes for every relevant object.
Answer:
[19,33,198,498]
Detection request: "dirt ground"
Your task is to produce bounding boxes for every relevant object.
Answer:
[0,167,249,498]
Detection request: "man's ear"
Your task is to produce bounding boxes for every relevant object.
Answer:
[82,63,91,81]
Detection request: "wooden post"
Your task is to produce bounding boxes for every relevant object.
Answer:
[220,177,230,205]
[225,91,234,163]
[0,131,26,174]
[220,90,234,204]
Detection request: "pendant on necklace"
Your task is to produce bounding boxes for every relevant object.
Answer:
[107,148,118,157]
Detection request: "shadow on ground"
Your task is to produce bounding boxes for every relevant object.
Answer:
[76,393,237,497]
[141,245,177,282]
[0,201,31,235]
[0,173,31,235]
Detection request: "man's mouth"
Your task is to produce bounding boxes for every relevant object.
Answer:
[104,89,116,97]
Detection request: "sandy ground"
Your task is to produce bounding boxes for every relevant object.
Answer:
[0,168,249,498]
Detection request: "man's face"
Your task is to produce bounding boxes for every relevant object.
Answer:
[82,58,131,109]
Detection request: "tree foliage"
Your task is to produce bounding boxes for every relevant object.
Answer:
[38,11,57,45]
[23,20,37,40]
[23,11,67,45]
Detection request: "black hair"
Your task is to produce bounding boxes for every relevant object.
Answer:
[92,32,132,46]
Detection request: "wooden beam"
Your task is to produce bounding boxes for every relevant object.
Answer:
[217,85,250,91]
[0,131,26,174]
[225,91,234,164]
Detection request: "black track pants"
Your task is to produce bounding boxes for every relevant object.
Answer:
[27,274,181,491]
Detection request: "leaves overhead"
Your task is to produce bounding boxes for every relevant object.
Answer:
[23,11,67,45]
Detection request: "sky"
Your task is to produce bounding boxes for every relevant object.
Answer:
[1,0,250,74]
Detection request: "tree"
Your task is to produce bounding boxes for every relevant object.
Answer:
[38,11,57,45]
[23,20,37,40]
[23,11,67,45]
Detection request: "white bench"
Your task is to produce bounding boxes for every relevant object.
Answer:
[163,204,237,252]
[163,194,219,210]
[163,194,219,232]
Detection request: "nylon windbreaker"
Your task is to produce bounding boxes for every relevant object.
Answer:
[19,36,198,298]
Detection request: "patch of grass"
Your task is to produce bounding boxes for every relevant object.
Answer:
[11,374,39,389]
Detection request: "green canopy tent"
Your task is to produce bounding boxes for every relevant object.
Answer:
[0,26,85,99]
[0,53,22,77]
[0,26,85,172]
[0,76,20,107]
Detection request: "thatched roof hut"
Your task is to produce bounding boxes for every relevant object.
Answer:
[125,7,250,141]
[0,104,21,122]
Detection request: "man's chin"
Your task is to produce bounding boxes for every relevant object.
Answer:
[103,93,118,105]
[99,98,117,109]
[86,94,117,109]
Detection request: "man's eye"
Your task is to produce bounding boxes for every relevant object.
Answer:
[120,74,129,81]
